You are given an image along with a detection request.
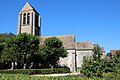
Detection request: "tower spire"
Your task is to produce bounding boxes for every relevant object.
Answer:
[17,2,41,36]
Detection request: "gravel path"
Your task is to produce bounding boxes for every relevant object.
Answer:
[31,72,80,77]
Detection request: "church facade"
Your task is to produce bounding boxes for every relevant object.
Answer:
[17,2,105,72]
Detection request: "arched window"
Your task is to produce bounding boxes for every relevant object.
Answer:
[23,13,26,25]
[27,13,30,25]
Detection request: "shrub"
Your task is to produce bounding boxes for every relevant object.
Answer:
[0,68,70,75]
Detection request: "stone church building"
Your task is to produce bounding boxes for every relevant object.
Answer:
[17,2,105,72]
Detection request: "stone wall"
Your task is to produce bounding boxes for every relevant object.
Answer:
[59,50,76,72]
[59,49,93,72]
[76,50,93,68]
[21,25,31,34]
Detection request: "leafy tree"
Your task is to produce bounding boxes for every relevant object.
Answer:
[1,36,17,69]
[0,33,14,43]
[0,33,14,69]
[113,51,120,63]
[81,44,104,77]
[1,33,40,69]
[36,45,48,67]
[112,51,120,71]
[100,51,120,74]
[0,43,3,55]
[42,37,68,67]
[27,46,45,68]
[1,35,21,69]
[15,33,40,69]
[0,33,14,54]
[93,44,102,60]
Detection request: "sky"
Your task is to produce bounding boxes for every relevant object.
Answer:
[0,0,120,53]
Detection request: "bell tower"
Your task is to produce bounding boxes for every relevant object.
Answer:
[17,2,41,35]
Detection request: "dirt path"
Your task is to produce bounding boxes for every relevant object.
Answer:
[31,72,80,77]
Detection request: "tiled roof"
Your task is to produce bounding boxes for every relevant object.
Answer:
[40,35,105,51]
[76,42,94,50]
[40,35,75,49]
[100,47,105,53]
[110,50,120,55]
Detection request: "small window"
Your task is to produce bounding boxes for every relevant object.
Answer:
[27,13,30,25]
[23,13,26,25]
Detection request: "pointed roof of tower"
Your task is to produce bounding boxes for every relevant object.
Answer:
[21,2,39,14]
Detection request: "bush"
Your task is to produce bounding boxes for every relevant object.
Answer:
[0,68,70,75]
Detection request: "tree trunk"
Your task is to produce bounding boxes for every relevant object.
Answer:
[23,54,27,69]
[49,64,53,69]
[29,62,33,69]
[15,62,17,69]
[23,63,26,69]
[11,62,15,70]
[51,65,53,69]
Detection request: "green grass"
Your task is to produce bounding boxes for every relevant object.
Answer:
[0,73,120,80]
[0,74,104,80]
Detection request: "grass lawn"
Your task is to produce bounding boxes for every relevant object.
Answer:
[0,74,108,80]
[0,74,81,80]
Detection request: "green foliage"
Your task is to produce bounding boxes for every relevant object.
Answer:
[40,37,68,67]
[102,72,115,80]
[81,44,104,77]
[2,73,120,80]
[44,37,62,48]
[112,51,120,72]
[0,68,70,75]
[81,44,120,78]
[16,33,39,54]
[0,33,40,69]
[0,33,14,43]
[103,51,120,73]
[0,33,14,58]
[44,37,68,57]
[0,74,80,80]
[1,35,19,63]
[15,33,40,69]
[0,43,3,54]
[0,34,68,69]
[93,44,102,60]
[113,51,120,64]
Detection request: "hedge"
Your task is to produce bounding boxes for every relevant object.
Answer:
[0,68,70,75]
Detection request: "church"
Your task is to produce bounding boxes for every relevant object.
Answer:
[17,2,105,72]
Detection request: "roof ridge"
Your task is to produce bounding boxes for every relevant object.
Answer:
[76,41,92,43]
[41,34,75,37]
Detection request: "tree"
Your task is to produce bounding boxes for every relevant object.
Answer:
[0,33,14,43]
[113,51,120,71]
[0,43,3,55]
[93,44,102,60]
[27,46,45,68]
[1,35,22,69]
[81,44,104,77]
[15,33,40,69]
[0,33,14,55]
[0,43,3,68]
[1,33,40,69]
[42,37,68,67]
